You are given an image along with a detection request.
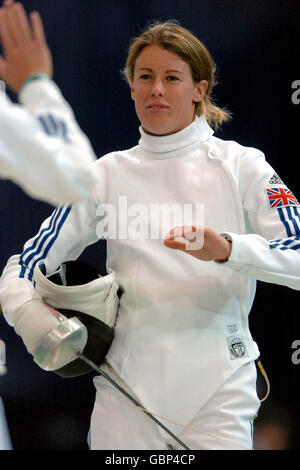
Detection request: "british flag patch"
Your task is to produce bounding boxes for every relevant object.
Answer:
[265,187,300,209]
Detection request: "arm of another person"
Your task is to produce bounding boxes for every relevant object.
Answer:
[0,2,98,205]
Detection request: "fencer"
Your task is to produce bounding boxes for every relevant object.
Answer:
[1,8,300,451]
[0,0,98,450]
[0,1,98,205]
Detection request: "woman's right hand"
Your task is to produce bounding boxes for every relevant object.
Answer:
[14,298,63,355]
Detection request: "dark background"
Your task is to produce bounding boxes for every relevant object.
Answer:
[0,0,299,450]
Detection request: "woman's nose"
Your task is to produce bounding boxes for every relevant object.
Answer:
[151,79,165,96]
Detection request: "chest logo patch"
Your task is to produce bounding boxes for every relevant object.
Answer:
[227,335,248,360]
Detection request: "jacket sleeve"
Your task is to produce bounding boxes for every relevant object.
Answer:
[0,195,101,328]
[222,149,300,290]
[0,79,97,205]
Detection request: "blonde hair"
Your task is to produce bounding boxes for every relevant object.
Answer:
[122,20,231,129]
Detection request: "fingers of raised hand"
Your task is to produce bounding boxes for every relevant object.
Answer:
[30,11,46,45]
[0,2,39,54]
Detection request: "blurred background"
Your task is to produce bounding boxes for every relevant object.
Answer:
[0,0,299,450]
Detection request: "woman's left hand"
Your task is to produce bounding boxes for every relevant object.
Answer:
[164,225,232,262]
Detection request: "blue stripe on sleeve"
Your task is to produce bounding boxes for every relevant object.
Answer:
[38,115,52,135]
[270,207,300,251]
[22,207,64,267]
[19,208,60,278]
[279,244,300,250]
[60,120,70,143]
[270,235,300,251]
[286,206,300,235]
[20,207,60,264]
[250,421,254,450]
[27,206,72,281]
[18,205,72,280]
[278,208,293,237]
[38,113,70,143]
[18,260,26,279]
[47,113,58,134]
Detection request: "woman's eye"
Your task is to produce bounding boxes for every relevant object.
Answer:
[140,74,151,80]
[166,76,179,81]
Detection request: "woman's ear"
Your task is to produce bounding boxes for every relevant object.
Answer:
[193,79,208,103]
[131,83,135,101]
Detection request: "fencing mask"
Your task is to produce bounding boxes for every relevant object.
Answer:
[33,261,120,378]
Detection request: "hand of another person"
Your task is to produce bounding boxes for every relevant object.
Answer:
[164,225,232,262]
[0,0,52,92]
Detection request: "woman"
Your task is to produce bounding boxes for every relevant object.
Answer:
[1,19,300,450]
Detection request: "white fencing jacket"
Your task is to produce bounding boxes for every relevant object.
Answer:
[1,115,300,432]
[0,80,97,205]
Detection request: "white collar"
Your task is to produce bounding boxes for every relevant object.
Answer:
[138,115,214,158]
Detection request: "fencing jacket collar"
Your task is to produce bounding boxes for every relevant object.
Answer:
[138,114,214,158]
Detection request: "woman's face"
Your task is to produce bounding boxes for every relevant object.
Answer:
[131,45,208,136]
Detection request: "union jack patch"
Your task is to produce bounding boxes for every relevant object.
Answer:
[265,187,300,209]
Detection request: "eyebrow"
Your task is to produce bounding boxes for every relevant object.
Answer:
[136,67,184,74]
